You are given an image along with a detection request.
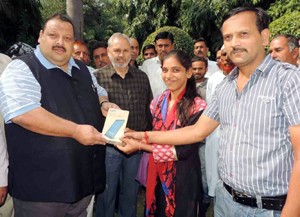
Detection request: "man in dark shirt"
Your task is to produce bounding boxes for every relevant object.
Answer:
[94,33,152,217]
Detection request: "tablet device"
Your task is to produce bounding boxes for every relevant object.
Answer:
[105,119,125,139]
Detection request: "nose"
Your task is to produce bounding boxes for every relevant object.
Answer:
[230,36,241,47]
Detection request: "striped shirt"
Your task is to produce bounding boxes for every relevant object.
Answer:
[204,55,300,196]
[0,46,107,123]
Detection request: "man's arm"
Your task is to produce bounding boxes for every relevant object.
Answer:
[125,114,219,145]
[281,125,300,217]
[98,96,120,117]
[12,107,106,145]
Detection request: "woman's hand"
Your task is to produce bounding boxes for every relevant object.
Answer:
[116,137,141,154]
[124,128,144,141]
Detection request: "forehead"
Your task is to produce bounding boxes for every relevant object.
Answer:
[194,41,206,48]
[74,44,88,51]
[130,38,139,47]
[144,48,155,53]
[110,37,130,49]
[222,11,257,34]
[44,19,74,35]
[192,61,206,67]
[94,47,107,54]
[271,37,288,47]
[155,39,172,45]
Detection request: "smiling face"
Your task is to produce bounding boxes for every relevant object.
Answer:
[38,18,74,70]
[161,55,192,97]
[108,36,131,69]
[222,11,269,72]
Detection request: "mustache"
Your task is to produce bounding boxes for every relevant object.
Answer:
[231,47,247,54]
[52,45,66,51]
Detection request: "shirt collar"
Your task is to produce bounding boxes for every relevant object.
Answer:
[106,64,134,79]
[34,45,80,75]
[227,55,275,81]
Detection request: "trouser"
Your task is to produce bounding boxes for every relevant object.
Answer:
[96,147,141,217]
[13,194,92,217]
[214,181,281,217]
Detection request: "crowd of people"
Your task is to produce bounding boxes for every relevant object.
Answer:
[0,4,299,217]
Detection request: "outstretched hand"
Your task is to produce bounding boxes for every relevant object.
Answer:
[72,125,107,145]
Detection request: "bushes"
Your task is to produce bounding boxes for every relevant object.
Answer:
[269,11,300,38]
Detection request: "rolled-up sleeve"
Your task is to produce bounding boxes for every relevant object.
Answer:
[0,60,41,123]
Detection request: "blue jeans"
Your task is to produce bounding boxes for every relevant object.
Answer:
[96,146,141,217]
[214,181,281,217]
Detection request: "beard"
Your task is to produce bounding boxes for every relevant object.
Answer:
[108,53,131,68]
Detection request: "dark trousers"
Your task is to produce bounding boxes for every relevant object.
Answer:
[13,195,92,217]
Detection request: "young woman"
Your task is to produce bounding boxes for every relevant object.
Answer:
[119,50,207,217]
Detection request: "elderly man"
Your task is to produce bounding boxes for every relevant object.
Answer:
[94,33,152,217]
[0,13,117,216]
[270,34,299,67]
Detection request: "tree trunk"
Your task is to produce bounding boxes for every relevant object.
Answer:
[66,0,83,40]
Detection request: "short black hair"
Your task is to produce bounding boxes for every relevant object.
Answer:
[154,31,174,44]
[91,41,108,55]
[221,6,269,32]
[43,13,75,36]
[194,37,208,47]
[191,56,208,68]
[142,44,156,55]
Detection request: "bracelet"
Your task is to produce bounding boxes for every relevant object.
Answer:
[144,131,149,144]
[100,100,109,107]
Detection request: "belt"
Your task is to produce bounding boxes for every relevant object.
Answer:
[223,182,286,211]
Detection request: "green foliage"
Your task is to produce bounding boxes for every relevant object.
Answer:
[40,0,65,23]
[268,0,300,20]
[269,11,300,38]
[142,26,194,56]
[113,0,182,46]
[83,0,124,41]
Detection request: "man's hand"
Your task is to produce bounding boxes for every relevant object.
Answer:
[101,102,120,117]
[0,186,7,206]
[72,125,107,145]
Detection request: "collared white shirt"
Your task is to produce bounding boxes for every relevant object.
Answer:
[139,56,167,98]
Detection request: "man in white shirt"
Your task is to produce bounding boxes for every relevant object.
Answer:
[140,31,174,97]
[193,37,219,78]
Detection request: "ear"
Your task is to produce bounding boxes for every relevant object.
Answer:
[38,30,43,44]
[292,48,299,59]
[261,29,270,47]
[186,68,193,79]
